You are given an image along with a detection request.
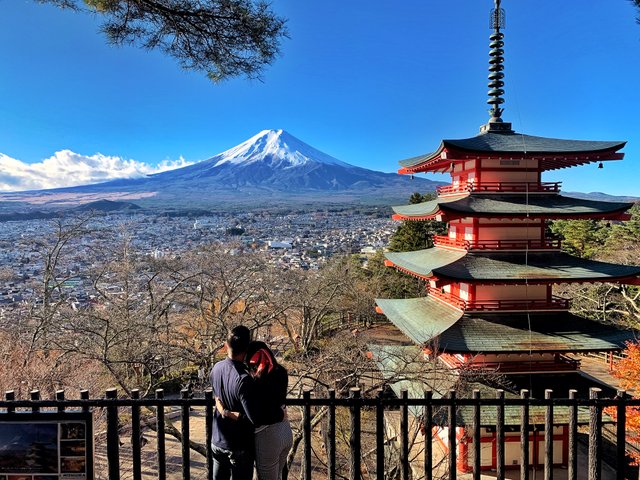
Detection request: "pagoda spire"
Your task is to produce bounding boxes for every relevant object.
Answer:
[481,0,513,133]
[488,0,506,121]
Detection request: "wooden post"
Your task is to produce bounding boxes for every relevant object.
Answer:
[424,390,433,480]
[375,389,384,480]
[56,389,65,412]
[5,390,15,413]
[473,390,481,480]
[401,389,409,480]
[156,389,166,480]
[329,389,337,480]
[520,390,529,480]
[131,389,142,480]
[303,389,312,480]
[588,388,602,480]
[30,390,40,413]
[544,389,553,480]
[568,389,577,480]
[80,389,90,412]
[105,388,120,480]
[449,389,457,480]
[350,388,362,480]
[181,389,191,480]
[616,390,626,480]
[496,389,505,480]
[205,389,214,480]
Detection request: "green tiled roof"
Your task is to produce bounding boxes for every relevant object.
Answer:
[392,194,632,219]
[368,347,605,425]
[399,132,625,168]
[375,297,463,345]
[385,248,640,281]
[437,312,634,353]
[384,248,466,278]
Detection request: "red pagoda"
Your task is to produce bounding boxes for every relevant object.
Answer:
[375,0,640,471]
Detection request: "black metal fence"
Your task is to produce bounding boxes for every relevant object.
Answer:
[1,387,638,480]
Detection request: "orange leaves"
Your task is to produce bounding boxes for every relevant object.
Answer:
[607,341,640,465]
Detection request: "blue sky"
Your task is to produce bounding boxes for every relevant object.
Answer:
[0,0,639,194]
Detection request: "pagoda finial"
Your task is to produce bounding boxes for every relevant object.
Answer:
[481,0,512,133]
[488,0,505,122]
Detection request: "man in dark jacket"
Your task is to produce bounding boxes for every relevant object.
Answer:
[210,325,259,480]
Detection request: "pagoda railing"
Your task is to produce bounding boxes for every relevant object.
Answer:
[428,287,570,311]
[1,387,636,480]
[439,353,581,372]
[437,181,561,196]
[434,235,562,251]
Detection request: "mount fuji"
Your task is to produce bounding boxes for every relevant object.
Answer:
[1,130,443,209]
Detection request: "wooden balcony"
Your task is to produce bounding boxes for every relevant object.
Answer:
[440,353,580,372]
[433,236,562,251]
[437,181,561,196]
[428,286,570,311]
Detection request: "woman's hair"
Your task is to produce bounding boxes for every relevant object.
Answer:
[245,341,278,378]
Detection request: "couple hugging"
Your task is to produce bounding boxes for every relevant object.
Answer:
[210,325,293,480]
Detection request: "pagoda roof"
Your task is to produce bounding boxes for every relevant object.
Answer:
[375,297,463,345]
[374,300,634,354]
[437,312,634,354]
[392,194,632,221]
[384,248,640,283]
[399,131,625,173]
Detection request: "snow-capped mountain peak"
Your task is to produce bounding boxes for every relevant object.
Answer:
[209,129,352,169]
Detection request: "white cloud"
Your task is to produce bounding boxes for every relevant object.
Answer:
[0,150,194,192]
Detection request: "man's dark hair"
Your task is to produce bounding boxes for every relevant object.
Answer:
[227,326,251,355]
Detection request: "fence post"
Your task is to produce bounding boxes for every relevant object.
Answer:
[448,389,457,480]
[329,388,337,480]
[131,389,142,480]
[5,390,15,413]
[350,387,362,480]
[401,389,409,480]
[303,388,312,480]
[156,388,167,480]
[424,390,433,480]
[375,389,384,480]
[520,389,529,480]
[568,389,577,480]
[588,388,602,480]
[473,390,481,480]
[105,388,120,480]
[56,390,65,412]
[616,390,626,480]
[181,389,191,480]
[496,389,504,480]
[80,389,89,412]
[544,389,553,480]
[30,390,40,413]
[205,389,214,480]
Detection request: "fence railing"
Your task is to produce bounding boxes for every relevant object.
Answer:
[436,181,561,196]
[433,236,562,251]
[0,387,637,480]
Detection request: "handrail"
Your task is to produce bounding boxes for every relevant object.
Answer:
[428,286,570,311]
[433,236,562,251]
[437,181,562,196]
[0,386,632,478]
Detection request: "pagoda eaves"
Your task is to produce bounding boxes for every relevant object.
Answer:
[391,194,633,222]
[398,131,625,174]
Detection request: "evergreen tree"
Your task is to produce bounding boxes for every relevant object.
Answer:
[388,192,447,252]
[40,0,287,81]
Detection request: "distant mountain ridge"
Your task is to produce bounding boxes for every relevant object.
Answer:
[0,129,444,208]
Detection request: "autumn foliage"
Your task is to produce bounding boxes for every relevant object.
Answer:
[607,341,640,465]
